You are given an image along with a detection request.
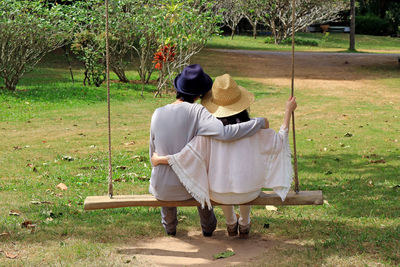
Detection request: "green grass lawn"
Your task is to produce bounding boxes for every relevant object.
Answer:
[207,33,400,53]
[0,50,399,266]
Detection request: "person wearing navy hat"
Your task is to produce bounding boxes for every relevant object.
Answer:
[149,64,268,237]
[174,64,213,97]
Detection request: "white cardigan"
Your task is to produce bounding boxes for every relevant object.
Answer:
[168,126,293,209]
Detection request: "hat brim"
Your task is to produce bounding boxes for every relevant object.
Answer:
[201,86,255,118]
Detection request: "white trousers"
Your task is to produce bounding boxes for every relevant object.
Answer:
[221,205,251,226]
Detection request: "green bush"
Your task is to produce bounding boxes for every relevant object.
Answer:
[355,14,390,35]
[264,36,319,46]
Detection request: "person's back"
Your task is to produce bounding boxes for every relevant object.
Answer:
[150,102,214,200]
[149,65,266,236]
[151,73,297,238]
[205,128,292,203]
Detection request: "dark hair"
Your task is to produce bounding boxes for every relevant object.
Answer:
[218,110,251,126]
[176,92,199,103]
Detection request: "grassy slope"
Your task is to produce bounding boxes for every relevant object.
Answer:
[207,33,400,53]
[0,50,399,266]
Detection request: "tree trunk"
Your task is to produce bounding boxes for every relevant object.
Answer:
[271,21,279,44]
[5,78,17,91]
[63,46,74,84]
[230,28,235,40]
[112,66,129,83]
[253,22,257,39]
[349,0,356,51]
[83,69,89,86]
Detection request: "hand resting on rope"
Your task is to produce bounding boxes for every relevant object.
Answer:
[283,96,297,130]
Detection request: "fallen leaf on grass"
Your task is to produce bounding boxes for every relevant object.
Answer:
[213,248,235,260]
[362,154,377,159]
[344,132,353,137]
[116,166,127,170]
[21,220,36,233]
[21,220,33,228]
[368,180,374,187]
[124,141,136,146]
[56,183,68,191]
[62,156,74,161]
[0,232,10,237]
[369,159,385,164]
[132,155,145,162]
[323,200,330,206]
[136,176,149,181]
[4,251,18,259]
[30,200,53,205]
[42,210,63,219]
[178,215,187,222]
[265,205,277,211]
[9,210,21,216]
[13,146,22,150]
[26,163,37,172]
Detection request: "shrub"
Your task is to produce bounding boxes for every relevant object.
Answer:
[0,0,69,91]
[355,14,390,36]
[386,3,400,35]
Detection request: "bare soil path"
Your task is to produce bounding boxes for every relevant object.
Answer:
[116,230,299,266]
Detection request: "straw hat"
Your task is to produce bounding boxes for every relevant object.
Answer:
[201,74,254,117]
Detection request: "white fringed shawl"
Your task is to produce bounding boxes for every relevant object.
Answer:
[168,126,293,209]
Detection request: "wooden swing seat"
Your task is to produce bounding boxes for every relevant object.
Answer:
[84,190,323,210]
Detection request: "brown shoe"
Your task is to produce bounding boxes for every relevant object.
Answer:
[239,223,251,239]
[226,222,238,236]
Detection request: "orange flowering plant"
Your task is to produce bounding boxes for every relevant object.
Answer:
[153,44,176,70]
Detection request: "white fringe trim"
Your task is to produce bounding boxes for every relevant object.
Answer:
[168,156,212,210]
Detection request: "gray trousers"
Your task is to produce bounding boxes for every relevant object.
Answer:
[161,206,217,234]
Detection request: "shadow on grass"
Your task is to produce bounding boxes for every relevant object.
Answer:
[294,152,399,219]
[251,216,399,264]
[3,204,398,264]
[0,79,157,104]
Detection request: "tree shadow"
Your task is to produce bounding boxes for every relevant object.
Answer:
[292,152,400,219]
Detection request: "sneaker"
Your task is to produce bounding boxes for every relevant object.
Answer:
[226,222,238,236]
[239,223,251,239]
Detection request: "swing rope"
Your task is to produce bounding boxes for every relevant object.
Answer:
[291,0,300,193]
[103,0,300,197]
[105,0,113,198]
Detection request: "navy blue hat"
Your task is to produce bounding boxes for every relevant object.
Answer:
[174,64,213,96]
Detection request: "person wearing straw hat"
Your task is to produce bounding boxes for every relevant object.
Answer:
[149,65,268,237]
[151,74,297,238]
